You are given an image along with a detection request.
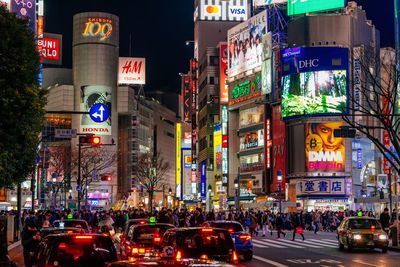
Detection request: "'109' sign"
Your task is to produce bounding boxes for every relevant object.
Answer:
[82,17,113,41]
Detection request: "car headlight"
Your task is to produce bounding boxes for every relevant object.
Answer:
[353,234,362,240]
[378,234,388,240]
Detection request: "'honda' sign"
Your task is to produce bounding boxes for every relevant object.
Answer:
[118,57,146,85]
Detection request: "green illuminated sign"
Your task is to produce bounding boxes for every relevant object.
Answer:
[149,216,156,223]
[231,74,261,100]
[67,214,73,220]
[287,0,345,16]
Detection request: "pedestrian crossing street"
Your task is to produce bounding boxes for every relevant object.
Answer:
[252,237,339,249]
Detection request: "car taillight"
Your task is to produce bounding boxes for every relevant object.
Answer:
[239,233,251,241]
[228,228,234,233]
[176,250,182,262]
[132,247,139,254]
[232,250,239,263]
[74,235,93,240]
[139,248,145,254]
[201,228,214,233]
[154,237,161,242]
[200,254,208,261]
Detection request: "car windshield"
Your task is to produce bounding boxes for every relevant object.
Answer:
[131,225,173,245]
[49,236,117,266]
[177,229,234,258]
[211,222,244,232]
[348,219,382,230]
[54,220,88,230]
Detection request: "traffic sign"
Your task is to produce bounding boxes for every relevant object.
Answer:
[55,129,77,138]
[89,103,110,123]
[76,185,82,192]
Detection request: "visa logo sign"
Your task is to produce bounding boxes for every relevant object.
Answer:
[229,6,247,16]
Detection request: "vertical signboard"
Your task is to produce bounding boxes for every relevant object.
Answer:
[219,42,229,103]
[213,124,222,177]
[261,33,272,95]
[265,119,272,169]
[80,85,112,135]
[353,47,362,112]
[272,106,286,191]
[182,75,192,123]
[176,123,182,199]
[305,122,345,172]
[221,105,228,185]
[200,161,207,199]
[11,0,36,32]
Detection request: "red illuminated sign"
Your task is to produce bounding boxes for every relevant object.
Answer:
[272,106,286,192]
[82,17,113,41]
[182,75,192,123]
[39,38,60,61]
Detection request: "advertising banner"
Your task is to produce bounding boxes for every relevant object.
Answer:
[38,34,63,65]
[182,75,192,123]
[0,0,10,9]
[281,47,348,119]
[287,0,345,16]
[181,148,192,198]
[239,106,264,128]
[229,74,262,107]
[80,85,112,135]
[272,106,286,191]
[305,122,345,173]
[199,0,249,21]
[11,0,35,32]
[240,129,265,150]
[254,0,287,6]
[213,124,222,176]
[118,57,146,85]
[228,11,267,78]
[297,178,346,196]
[222,106,228,184]
[200,161,207,199]
[353,47,362,111]
[261,33,272,95]
[176,123,181,199]
[219,43,229,103]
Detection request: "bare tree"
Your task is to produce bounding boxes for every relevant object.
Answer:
[341,47,399,209]
[71,146,116,208]
[136,151,170,211]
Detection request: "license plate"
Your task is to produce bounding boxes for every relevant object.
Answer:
[367,241,374,246]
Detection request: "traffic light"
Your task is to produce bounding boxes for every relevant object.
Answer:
[79,135,101,146]
[101,175,112,182]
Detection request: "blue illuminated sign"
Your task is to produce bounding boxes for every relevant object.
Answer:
[200,161,207,198]
[90,103,110,123]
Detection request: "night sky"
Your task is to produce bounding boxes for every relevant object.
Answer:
[44,0,394,93]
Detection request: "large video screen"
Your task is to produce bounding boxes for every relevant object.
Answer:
[280,47,348,119]
[282,70,347,118]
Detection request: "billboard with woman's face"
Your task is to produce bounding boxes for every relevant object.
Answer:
[305,122,345,172]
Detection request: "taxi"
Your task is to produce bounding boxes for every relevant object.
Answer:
[121,221,175,260]
[160,227,239,265]
[40,226,84,238]
[53,219,91,233]
[337,216,389,253]
[35,233,118,267]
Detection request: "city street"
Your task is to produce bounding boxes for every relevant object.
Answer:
[9,231,400,267]
[242,231,400,267]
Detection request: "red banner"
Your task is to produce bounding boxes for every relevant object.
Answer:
[219,42,228,103]
[272,106,286,192]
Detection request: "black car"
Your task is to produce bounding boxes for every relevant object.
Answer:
[160,227,239,265]
[53,219,91,233]
[35,233,118,267]
[121,223,175,260]
[40,227,85,238]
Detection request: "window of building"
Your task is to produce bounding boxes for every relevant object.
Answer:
[209,76,215,84]
[210,56,219,66]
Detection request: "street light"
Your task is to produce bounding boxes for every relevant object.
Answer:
[208,184,212,212]
[277,170,283,213]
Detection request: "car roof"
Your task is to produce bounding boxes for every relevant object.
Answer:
[41,227,82,231]
[165,227,230,233]
[344,216,378,220]
[206,220,242,224]
[46,233,110,239]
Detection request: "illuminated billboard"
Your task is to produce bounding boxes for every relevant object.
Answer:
[297,178,346,196]
[176,123,182,199]
[198,0,249,21]
[38,33,62,65]
[219,43,229,103]
[305,122,345,173]
[288,0,345,16]
[281,47,348,119]
[118,57,146,85]
[228,11,267,78]
[213,124,222,175]
[254,0,287,6]
[181,75,192,123]
[80,85,112,135]
[11,0,35,32]
[229,74,262,107]
[239,106,264,128]
[240,130,264,150]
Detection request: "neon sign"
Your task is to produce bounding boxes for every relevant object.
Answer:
[82,17,113,41]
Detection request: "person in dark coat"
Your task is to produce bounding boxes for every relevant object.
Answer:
[380,208,391,234]
[22,220,41,267]
[291,211,305,241]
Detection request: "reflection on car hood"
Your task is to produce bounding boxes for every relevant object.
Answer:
[107,259,235,267]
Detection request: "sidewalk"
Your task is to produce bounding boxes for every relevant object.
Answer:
[8,241,24,267]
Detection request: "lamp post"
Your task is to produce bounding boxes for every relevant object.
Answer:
[168,187,172,208]
[277,170,283,213]
[234,179,239,211]
[208,184,212,212]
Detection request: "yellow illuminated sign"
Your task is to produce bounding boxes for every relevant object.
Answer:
[82,17,113,41]
[176,123,181,197]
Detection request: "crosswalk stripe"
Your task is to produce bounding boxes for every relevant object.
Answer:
[322,239,339,242]
[307,238,338,245]
[277,238,321,248]
[301,240,337,248]
[252,239,286,248]
[253,255,289,267]
[255,239,304,249]
[252,243,269,248]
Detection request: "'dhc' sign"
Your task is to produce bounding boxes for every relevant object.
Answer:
[82,17,113,41]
